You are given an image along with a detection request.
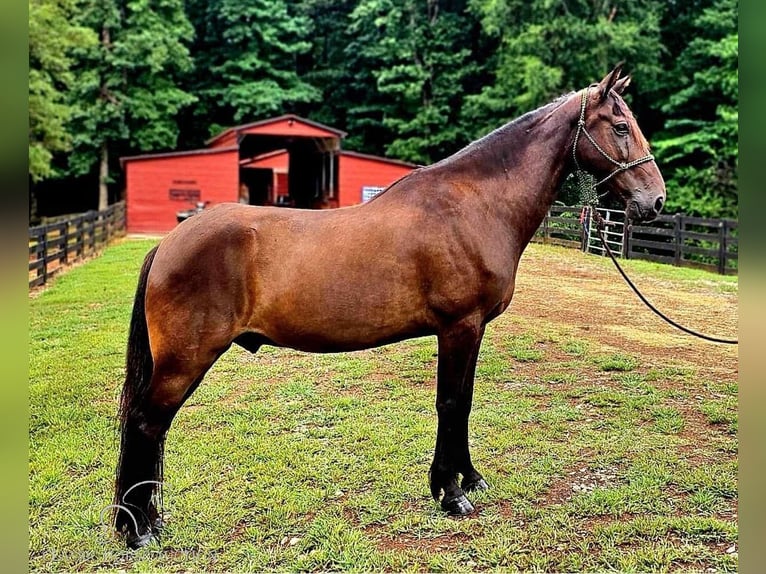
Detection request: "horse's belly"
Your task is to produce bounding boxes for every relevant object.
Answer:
[252,276,433,353]
[264,321,432,353]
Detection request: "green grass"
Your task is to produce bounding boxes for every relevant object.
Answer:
[29,239,738,572]
[594,353,639,372]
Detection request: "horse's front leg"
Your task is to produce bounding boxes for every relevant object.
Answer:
[430,320,488,515]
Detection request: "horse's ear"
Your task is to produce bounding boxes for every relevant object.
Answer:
[613,74,631,95]
[597,62,625,102]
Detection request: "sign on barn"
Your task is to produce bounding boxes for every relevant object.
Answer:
[121,115,416,234]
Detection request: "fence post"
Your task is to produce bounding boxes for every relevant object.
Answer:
[623,222,630,258]
[718,221,726,275]
[63,221,70,265]
[41,226,49,285]
[105,206,112,241]
[75,217,83,259]
[673,214,682,266]
[107,204,115,241]
[30,228,43,287]
[88,211,97,253]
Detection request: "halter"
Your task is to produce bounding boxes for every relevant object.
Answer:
[572,87,655,204]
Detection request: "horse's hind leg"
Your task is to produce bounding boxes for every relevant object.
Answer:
[115,352,223,548]
[430,320,487,515]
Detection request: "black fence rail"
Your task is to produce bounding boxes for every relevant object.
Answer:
[626,214,738,275]
[534,206,738,275]
[29,202,126,289]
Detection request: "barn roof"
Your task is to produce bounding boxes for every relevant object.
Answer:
[206,114,347,147]
[118,117,419,170]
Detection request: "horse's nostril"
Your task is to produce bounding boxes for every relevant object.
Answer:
[654,196,665,213]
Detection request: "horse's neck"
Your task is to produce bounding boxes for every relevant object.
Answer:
[448,96,579,245]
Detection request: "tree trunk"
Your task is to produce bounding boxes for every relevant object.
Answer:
[99,141,109,211]
[98,23,111,212]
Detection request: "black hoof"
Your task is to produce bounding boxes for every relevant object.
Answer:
[462,477,490,493]
[126,530,156,550]
[441,494,475,516]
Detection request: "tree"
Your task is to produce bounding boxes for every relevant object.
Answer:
[68,0,196,210]
[28,0,737,219]
[464,0,666,138]
[28,0,96,182]
[652,0,738,218]
[184,0,320,141]
[345,0,481,163]
[290,0,357,133]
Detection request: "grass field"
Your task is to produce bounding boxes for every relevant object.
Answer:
[29,239,738,572]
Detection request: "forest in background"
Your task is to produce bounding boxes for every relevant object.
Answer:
[29,0,738,220]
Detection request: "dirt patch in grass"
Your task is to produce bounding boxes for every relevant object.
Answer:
[373,531,471,554]
[512,247,737,374]
[542,463,622,507]
[541,474,576,506]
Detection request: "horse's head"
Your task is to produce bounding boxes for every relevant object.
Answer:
[574,64,666,223]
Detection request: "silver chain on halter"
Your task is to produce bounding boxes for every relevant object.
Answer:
[572,87,655,207]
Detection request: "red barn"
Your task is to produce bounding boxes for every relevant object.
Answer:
[121,115,416,233]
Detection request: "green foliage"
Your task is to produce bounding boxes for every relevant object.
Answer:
[463,0,666,137]
[344,0,479,163]
[28,0,97,181]
[652,0,739,218]
[292,0,357,132]
[186,0,320,133]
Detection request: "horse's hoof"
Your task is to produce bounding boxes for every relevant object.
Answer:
[442,494,475,516]
[462,477,490,493]
[126,531,156,550]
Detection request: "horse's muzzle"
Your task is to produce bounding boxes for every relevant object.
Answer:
[627,191,665,223]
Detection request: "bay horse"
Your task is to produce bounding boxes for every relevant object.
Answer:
[114,65,665,548]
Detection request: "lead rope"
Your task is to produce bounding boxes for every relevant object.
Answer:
[574,88,737,345]
[593,218,737,344]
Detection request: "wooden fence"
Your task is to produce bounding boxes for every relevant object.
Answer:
[29,202,126,288]
[626,214,738,275]
[535,205,585,249]
[534,206,738,275]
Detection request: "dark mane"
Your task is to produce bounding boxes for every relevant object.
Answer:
[368,91,576,202]
[436,92,575,167]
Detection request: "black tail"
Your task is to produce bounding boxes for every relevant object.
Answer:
[113,245,161,532]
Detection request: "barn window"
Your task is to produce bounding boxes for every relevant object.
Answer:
[362,186,385,202]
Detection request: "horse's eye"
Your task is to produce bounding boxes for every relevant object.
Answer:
[613,123,629,136]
